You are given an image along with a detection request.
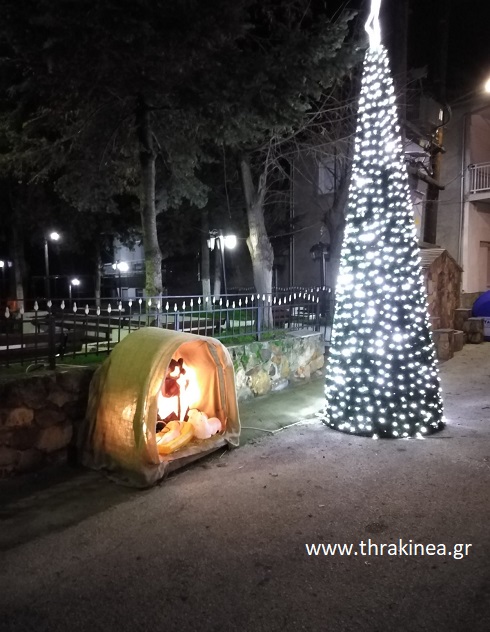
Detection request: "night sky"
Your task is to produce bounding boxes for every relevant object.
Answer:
[347,0,490,99]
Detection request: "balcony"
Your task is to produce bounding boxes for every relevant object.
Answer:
[469,162,490,202]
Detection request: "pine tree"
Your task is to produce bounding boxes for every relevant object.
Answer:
[322,36,445,439]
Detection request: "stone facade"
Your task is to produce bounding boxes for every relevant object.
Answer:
[228,332,324,401]
[453,308,473,331]
[463,317,485,344]
[421,249,462,329]
[431,329,454,362]
[459,292,483,310]
[430,297,485,361]
[0,368,96,477]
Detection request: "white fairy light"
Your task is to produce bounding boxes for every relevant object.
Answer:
[322,0,444,440]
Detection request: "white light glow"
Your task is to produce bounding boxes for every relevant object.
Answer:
[365,0,382,49]
[223,234,237,249]
[322,28,444,440]
[113,261,129,272]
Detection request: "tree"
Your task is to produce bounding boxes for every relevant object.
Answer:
[1,0,246,296]
[322,6,445,438]
[229,4,359,297]
[259,86,359,291]
[2,1,358,300]
[0,181,29,304]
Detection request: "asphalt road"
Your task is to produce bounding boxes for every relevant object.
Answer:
[1,344,490,631]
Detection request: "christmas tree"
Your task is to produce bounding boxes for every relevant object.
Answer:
[322,0,445,438]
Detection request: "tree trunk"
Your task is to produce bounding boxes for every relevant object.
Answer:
[10,212,25,308]
[325,189,348,290]
[94,245,102,308]
[326,228,343,290]
[240,156,273,295]
[136,95,163,297]
[213,246,221,299]
[240,155,273,327]
[200,208,211,300]
[324,143,353,291]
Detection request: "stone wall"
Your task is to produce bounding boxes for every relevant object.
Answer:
[459,292,482,310]
[0,368,96,477]
[0,332,324,477]
[422,250,462,329]
[228,332,324,400]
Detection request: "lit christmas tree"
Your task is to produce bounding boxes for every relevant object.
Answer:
[322,0,445,438]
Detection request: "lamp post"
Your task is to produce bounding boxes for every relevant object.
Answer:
[112,261,129,298]
[0,260,5,301]
[310,241,330,318]
[44,231,60,299]
[68,277,81,307]
[309,241,330,287]
[207,229,237,298]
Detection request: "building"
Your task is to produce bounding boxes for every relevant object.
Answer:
[101,239,145,299]
[437,95,490,296]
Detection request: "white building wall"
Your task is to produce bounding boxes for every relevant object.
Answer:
[437,100,490,293]
[437,108,465,262]
[463,205,490,292]
[469,113,490,163]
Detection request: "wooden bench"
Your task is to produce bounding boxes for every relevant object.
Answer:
[0,331,75,363]
[140,316,222,335]
[54,319,112,344]
[272,305,291,325]
[36,316,113,345]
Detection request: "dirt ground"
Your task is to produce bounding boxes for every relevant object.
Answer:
[1,343,490,631]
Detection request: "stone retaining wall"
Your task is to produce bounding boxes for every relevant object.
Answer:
[229,332,324,400]
[0,368,96,477]
[0,332,325,477]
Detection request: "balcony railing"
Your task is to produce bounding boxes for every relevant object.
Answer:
[469,162,490,194]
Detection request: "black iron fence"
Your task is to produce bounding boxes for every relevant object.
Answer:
[0,287,333,370]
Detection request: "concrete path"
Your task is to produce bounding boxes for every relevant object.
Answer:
[1,344,490,631]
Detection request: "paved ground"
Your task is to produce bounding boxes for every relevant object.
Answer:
[1,344,490,631]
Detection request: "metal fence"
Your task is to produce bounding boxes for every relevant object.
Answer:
[0,288,333,370]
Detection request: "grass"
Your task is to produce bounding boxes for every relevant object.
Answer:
[218,331,287,346]
[0,327,296,378]
[0,352,107,379]
[58,353,109,367]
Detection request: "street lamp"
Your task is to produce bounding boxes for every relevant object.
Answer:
[68,277,81,306]
[112,261,129,298]
[0,260,5,301]
[222,234,237,249]
[450,75,490,106]
[310,241,330,318]
[44,231,61,299]
[309,241,330,287]
[207,229,236,297]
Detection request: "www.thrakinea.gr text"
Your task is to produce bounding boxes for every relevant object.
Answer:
[305,540,472,560]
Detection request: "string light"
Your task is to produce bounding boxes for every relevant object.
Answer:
[322,0,445,439]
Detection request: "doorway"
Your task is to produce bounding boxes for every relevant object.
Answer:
[479,241,490,289]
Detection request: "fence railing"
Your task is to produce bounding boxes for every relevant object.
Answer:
[469,162,490,194]
[0,288,333,370]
